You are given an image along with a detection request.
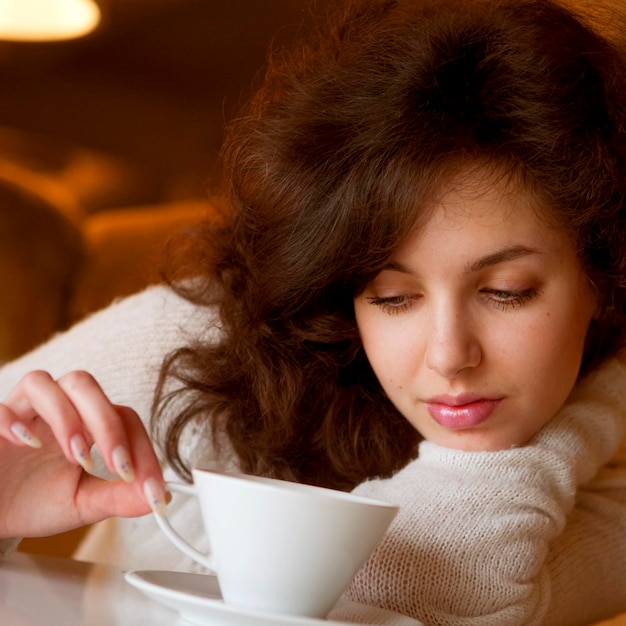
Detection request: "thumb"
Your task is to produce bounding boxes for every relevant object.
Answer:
[76,474,153,524]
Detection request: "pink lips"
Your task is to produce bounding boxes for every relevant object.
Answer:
[425,395,501,429]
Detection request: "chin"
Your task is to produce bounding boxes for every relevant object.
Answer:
[432,429,527,452]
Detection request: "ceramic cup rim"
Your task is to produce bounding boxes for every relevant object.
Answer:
[191,467,398,511]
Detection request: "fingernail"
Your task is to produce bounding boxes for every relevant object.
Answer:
[10,423,42,449]
[143,478,168,516]
[70,434,94,473]
[112,446,135,483]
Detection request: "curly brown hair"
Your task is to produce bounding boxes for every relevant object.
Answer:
[153,0,626,488]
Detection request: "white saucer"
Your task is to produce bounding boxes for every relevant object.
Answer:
[125,570,360,626]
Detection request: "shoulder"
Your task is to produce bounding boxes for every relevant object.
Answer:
[0,284,219,398]
[50,283,219,355]
[79,283,215,335]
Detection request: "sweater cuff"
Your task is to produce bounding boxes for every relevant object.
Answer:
[0,538,21,560]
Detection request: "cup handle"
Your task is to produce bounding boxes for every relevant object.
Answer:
[153,481,217,572]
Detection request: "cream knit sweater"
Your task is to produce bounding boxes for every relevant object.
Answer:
[347,361,626,625]
[0,285,624,625]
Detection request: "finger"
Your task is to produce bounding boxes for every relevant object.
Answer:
[76,474,154,523]
[2,370,87,458]
[55,371,140,482]
[55,375,167,512]
[115,405,168,514]
[0,402,43,448]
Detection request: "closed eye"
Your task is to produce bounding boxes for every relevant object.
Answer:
[480,287,540,311]
[366,294,419,315]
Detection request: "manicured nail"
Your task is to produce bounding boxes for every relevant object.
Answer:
[70,435,94,473]
[143,478,168,516]
[112,446,135,483]
[10,423,42,449]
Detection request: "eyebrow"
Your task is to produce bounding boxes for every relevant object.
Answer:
[382,245,540,276]
[464,245,540,273]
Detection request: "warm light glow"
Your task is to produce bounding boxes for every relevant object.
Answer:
[0,0,100,42]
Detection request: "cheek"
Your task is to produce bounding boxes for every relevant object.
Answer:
[356,312,415,385]
[537,303,592,366]
[508,308,590,409]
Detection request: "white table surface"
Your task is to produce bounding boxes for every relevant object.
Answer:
[0,552,423,626]
[4,552,624,626]
[0,552,177,625]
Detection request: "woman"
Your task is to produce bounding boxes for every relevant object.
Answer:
[1,0,626,623]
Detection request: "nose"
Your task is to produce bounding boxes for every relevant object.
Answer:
[425,306,481,378]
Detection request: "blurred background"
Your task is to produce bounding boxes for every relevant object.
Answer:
[0,0,317,207]
[0,0,324,369]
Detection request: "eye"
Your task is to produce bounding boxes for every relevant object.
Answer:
[480,287,540,311]
[365,294,419,315]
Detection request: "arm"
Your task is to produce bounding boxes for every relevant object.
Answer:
[346,358,626,626]
[0,285,210,556]
[0,285,205,423]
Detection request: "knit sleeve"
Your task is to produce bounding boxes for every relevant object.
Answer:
[346,358,626,626]
[0,285,209,422]
[0,285,218,558]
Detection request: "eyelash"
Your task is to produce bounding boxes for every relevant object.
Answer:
[480,288,539,311]
[366,295,417,315]
[366,288,540,315]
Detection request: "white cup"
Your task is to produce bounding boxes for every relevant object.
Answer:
[154,468,398,618]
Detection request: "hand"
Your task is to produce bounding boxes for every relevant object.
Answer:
[0,370,167,539]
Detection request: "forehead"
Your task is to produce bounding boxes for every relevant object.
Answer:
[397,167,575,262]
[427,165,542,218]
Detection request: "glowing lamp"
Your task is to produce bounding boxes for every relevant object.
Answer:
[0,0,100,42]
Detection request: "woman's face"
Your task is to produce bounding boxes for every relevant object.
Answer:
[354,173,597,451]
